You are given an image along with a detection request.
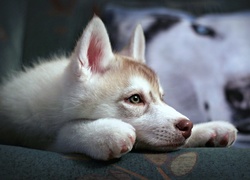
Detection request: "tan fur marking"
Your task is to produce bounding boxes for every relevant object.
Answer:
[116,55,160,92]
[89,54,162,112]
[149,91,156,103]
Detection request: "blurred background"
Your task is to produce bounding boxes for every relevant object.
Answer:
[0,0,250,147]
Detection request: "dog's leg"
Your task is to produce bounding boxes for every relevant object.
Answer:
[49,118,136,160]
[184,121,237,147]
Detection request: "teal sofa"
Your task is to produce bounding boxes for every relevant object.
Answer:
[1,144,250,179]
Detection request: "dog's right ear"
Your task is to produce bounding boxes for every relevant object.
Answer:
[120,25,146,63]
[70,16,114,78]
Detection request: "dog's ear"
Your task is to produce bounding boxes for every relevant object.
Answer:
[120,25,146,63]
[70,16,114,77]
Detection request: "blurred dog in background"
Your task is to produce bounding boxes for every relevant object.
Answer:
[104,6,250,147]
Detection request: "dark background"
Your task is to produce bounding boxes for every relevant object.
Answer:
[0,0,250,81]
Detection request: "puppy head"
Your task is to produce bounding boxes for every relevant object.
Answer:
[65,16,192,151]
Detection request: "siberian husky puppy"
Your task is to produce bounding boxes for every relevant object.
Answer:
[0,17,237,160]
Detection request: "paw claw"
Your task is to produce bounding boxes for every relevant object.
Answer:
[219,134,229,146]
[120,144,129,154]
[205,137,215,147]
[129,135,136,144]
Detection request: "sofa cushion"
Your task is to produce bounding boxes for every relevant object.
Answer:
[0,145,249,179]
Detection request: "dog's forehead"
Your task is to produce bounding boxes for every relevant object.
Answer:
[127,69,162,98]
[114,55,162,95]
[129,76,151,91]
[129,76,163,93]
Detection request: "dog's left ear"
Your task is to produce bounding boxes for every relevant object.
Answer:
[70,16,114,78]
[121,25,146,63]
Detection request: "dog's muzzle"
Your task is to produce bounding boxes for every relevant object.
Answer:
[225,76,250,134]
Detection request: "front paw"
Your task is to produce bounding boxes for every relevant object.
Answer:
[106,124,136,160]
[185,121,237,147]
[203,122,237,147]
[89,119,136,160]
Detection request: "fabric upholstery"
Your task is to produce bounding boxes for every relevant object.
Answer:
[0,145,249,179]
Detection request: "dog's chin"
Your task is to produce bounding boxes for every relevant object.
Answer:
[134,141,185,152]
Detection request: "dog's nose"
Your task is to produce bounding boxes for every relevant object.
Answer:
[175,119,193,139]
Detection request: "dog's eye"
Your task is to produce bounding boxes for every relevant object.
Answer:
[128,94,143,104]
[191,24,216,38]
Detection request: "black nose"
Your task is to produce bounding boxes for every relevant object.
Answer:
[175,119,193,139]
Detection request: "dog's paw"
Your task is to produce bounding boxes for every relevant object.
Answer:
[203,122,237,147]
[106,124,136,160]
[88,119,136,160]
[185,121,237,147]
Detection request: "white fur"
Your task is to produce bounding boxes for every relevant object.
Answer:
[129,76,151,94]
[0,16,237,160]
